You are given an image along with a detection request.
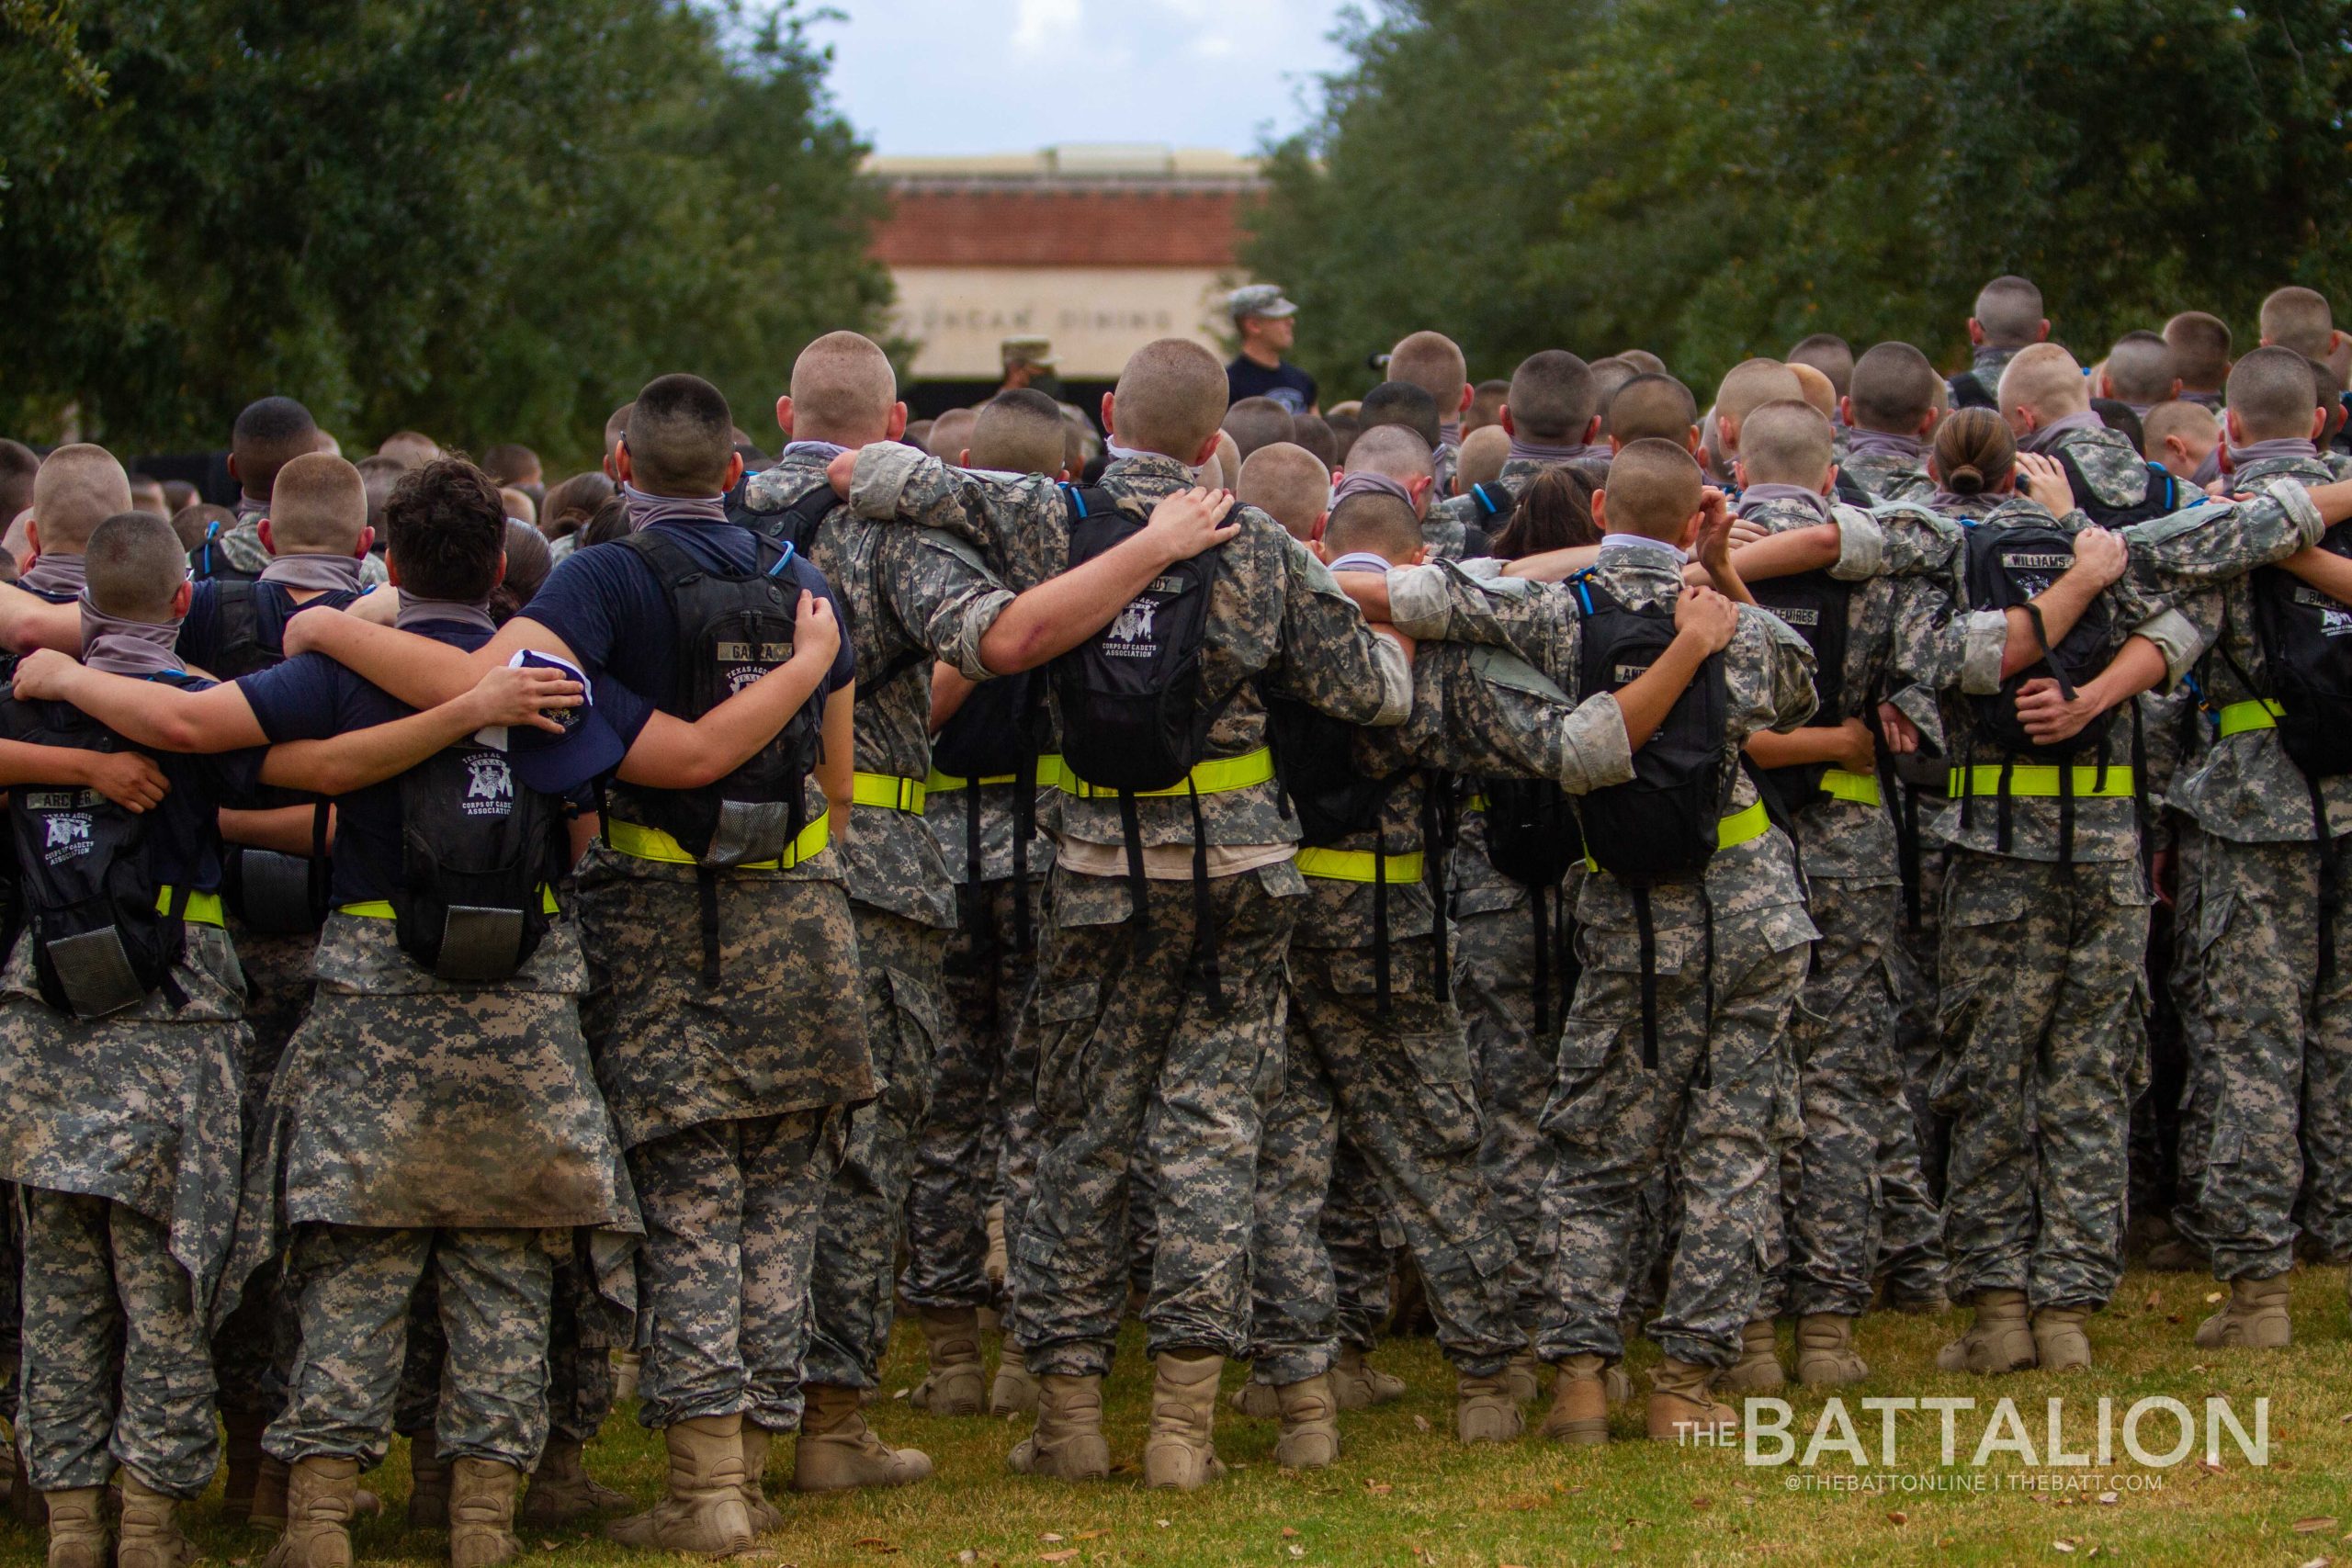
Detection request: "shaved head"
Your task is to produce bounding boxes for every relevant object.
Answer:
[927,407,978,462]
[1357,381,1442,449]
[1607,374,1699,446]
[1237,442,1331,542]
[1222,396,1296,462]
[1110,338,1228,461]
[32,444,130,554]
[2103,331,2177,404]
[1322,491,1421,563]
[1601,440,1703,541]
[1506,351,1599,443]
[791,331,899,445]
[1618,349,1668,376]
[2227,345,2322,441]
[1788,363,1838,421]
[1737,400,1836,489]
[232,396,321,502]
[1386,332,1469,421]
[375,431,441,469]
[2261,286,2335,357]
[2164,311,2232,392]
[1343,423,1435,484]
[1714,359,1804,447]
[1587,359,1639,434]
[603,402,634,460]
[0,440,39,523]
[1973,275,2046,348]
[971,389,1067,475]
[84,511,189,624]
[624,373,736,495]
[1998,343,2091,424]
[1849,342,1940,432]
[1786,333,1854,398]
[1464,379,1510,435]
[266,452,368,554]
[1455,423,1510,491]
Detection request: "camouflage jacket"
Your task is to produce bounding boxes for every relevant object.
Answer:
[1737,491,1914,883]
[923,776,1056,886]
[848,446,1413,856]
[2171,454,2352,842]
[0,925,249,1320]
[1287,640,1634,948]
[1838,440,1935,504]
[207,520,390,587]
[1949,345,2019,408]
[742,450,1015,927]
[2044,423,2156,520]
[1387,542,1818,935]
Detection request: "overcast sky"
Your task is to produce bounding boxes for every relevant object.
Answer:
[811,0,1355,156]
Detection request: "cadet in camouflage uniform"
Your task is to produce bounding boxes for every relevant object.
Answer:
[1720,402,1948,1390]
[2167,350,2352,1346]
[1946,275,2046,411]
[1428,351,1612,554]
[842,337,1415,1491]
[1837,342,1942,504]
[1376,440,1815,1444]
[2002,344,2165,529]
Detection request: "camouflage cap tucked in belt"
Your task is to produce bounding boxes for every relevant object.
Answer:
[1001,335,1055,367]
[1227,284,1298,321]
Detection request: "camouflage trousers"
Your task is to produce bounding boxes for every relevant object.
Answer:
[627,1112,828,1432]
[1007,867,1298,1378]
[395,1247,616,1447]
[18,1190,215,1496]
[808,908,944,1391]
[2182,834,2352,1278]
[2166,822,2221,1255]
[900,876,1041,1316]
[1884,807,1950,1201]
[1936,852,2146,1311]
[1768,877,1944,1318]
[1245,936,1519,1383]
[268,1224,553,1470]
[1454,899,1569,1333]
[1324,1142,1396,1351]
[1535,905,1809,1369]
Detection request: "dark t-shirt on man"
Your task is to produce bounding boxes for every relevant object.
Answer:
[1227,355,1317,416]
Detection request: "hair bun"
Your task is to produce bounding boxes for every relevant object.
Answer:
[1948,463,1984,495]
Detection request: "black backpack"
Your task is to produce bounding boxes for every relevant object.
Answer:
[1745,564,1854,815]
[1049,482,1238,998]
[1949,368,1997,411]
[1479,773,1583,1036]
[6,695,191,1018]
[1568,570,1733,1066]
[188,519,260,584]
[1960,517,2134,861]
[2052,443,2177,529]
[392,739,563,982]
[603,528,826,983]
[2248,520,2352,781]
[931,671,1049,950]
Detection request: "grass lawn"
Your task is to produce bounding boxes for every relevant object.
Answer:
[40,1266,2352,1568]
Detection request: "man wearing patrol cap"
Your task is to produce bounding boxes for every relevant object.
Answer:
[1226,284,1317,417]
[998,337,1062,400]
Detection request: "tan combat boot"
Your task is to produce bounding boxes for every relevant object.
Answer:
[2194,1274,2291,1349]
[406,1431,450,1529]
[736,1424,781,1535]
[41,1487,108,1568]
[1934,1289,2037,1374]
[1794,1313,1870,1386]
[1271,1374,1340,1469]
[1007,1372,1110,1479]
[1537,1355,1611,1446]
[264,1456,358,1568]
[1645,1358,1739,1442]
[515,1437,630,1528]
[1328,1345,1405,1410]
[1455,1371,1522,1444]
[909,1307,986,1416]
[1227,1379,1279,1419]
[989,1355,1040,1416]
[1141,1351,1227,1491]
[2030,1305,2094,1371]
[1498,1349,1544,1405]
[791,1383,933,1492]
[220,1411,269,1525]
[1721,1317,1784,1392]
[116,1472,196,1568]
[605,1415,753,1556]
[447,1459,521,1568]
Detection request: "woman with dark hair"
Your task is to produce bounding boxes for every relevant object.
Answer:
[1490,465,1602,560]
[1926,407,2022,522]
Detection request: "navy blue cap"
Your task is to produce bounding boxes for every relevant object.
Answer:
[504,649,626,794]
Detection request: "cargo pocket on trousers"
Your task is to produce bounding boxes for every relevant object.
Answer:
[1399,1032,1484,1156]
[1027,979,1102,1124]
[879,965,945,1129]
[1929,873,2035,1118]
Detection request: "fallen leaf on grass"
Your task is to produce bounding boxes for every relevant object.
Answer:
[1281,1529,1300,1540]
[892,1387,910,1400]
[1689,1496,1712,1511]
[2298,1558,2331,1568]
[1365,1482,1393,1495]
[2199,1460,2225,1474]
[2297,1518,2342,1535]
[1073,1531,1106,1541]
[957,1554,978,1565]
[1039,1535,1063,1544]
[2188,1364,2208,1374]
[1154,1519,1170,1529]
[2143,1292,2159,1310]
[1412,1415,1431,1432]
[2096,1493,2119,1506]
[2203,1292,2224,1304]
[2053,1541,2075,1555]
[1887,1511,1908,1526]
[1287,1549,1306,1561]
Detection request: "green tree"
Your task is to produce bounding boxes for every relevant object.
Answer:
[1248,0,2352,404]
[0,1,889,467]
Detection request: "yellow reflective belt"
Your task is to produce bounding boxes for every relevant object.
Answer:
[925,754,1066,794]
[1946,764,2136,799]
[851,772,927,813]
[1060,746,1275,800]
[1465,794,1490,813]
[605,816,831,869]
[1295,847,1426,885]
[157,887,224,928]
[1821,768,1883,807]
[2218,699,2283,739]
[1585,800,1771,873]
[339,886,561,920]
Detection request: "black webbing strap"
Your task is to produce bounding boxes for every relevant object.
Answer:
[1633,884,1660,1071]
[310,799,333,924]
[1419,781,1451,1005]
[159,879,192,1011]
[1694,889,1717,1091]
[1186,780,1224,1012]
[2313,777,2341,983]
[1996,754,2016,856]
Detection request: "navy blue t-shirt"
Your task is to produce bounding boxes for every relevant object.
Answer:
[237,621,650,905]
[521,522,855,746]
[177,579,365,678]
[1227,355,1318,417]
[0,677,266,894]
